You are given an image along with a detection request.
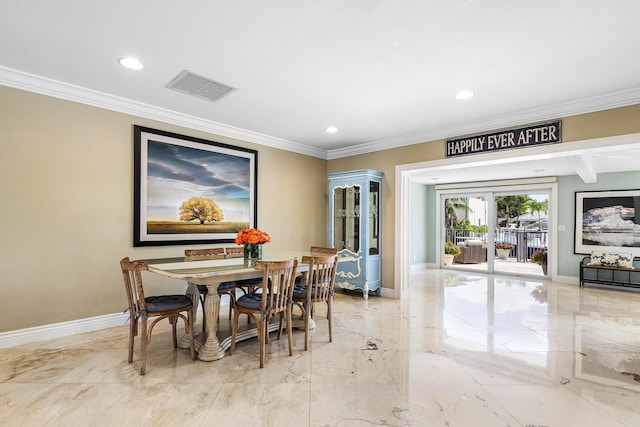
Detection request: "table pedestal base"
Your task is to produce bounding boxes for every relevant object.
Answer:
[181,283,317,361]
[195,335,226,361]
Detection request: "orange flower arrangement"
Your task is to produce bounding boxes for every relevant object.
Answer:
[235,228,271,245]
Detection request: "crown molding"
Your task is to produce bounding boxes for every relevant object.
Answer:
[0,66,328,159]
[327,88,640,160]
[2,66,638,162]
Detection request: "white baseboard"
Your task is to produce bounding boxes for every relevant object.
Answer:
[410,263,429,271]
[380,287,395,298]
[555,274,580,285]
[0,305,221,349]
[0,312,130,349]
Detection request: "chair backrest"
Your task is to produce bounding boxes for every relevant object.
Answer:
[301,255,338,302]
[184,247,225,259]
[120,257,150,313]
[310,246,338,255]
[225,246,244,258]
[253,259,298,313]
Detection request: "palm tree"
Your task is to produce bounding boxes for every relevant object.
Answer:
[495,195,528,227]
[444,197,470,229]
[524,199,549,230]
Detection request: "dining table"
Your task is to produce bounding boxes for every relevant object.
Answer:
[136,250,339,362]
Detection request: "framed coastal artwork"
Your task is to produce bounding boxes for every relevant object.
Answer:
[133,125,257,246]
[575,190,640,256]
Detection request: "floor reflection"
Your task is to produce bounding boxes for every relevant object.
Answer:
[436,270,640,394]
[443,274,550,362]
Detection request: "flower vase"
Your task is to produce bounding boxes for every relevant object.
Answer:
[541,264,548,275]
[244,243,262,260]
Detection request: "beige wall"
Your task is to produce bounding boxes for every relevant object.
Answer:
[0,86,327,332]
[327,104,640,292]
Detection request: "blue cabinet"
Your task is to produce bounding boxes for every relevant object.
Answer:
[328,169,383,299]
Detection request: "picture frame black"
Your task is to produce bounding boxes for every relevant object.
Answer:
[574,189,640,256]
[133,125,257,247]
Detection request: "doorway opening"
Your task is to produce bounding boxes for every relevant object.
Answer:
[494,191,549,277]
[438,183,553,278]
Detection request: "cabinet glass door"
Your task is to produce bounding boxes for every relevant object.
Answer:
[333,185,360,252]
[369,181,380,255]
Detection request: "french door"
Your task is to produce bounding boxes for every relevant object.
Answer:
[443,193,490,273]
[439,183,553,278]
[493,190,549,277]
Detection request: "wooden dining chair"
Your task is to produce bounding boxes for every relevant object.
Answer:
[230,258,298,368]
[120,257,196,375]
[296,246,338,285]
[184,248,234,329]
[310,246,338,255]
[293,254,338,350]
[225,246,244,258]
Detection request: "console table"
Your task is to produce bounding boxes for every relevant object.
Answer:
[580,256,640,289]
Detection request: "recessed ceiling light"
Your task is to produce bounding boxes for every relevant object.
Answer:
[326,126,338,133]
[455,90,474,100]
[118,57,143,70]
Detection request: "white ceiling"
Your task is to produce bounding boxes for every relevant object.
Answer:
[1,1,640,182]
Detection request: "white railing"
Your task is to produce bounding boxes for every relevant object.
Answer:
[445,228,548,262]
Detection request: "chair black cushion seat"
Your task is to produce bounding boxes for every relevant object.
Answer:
[293,284,325,299]
[293,284,308,299]
[236,277,263,285]
[235,277,264,295]
[197,281,234,294]
[236,293,279,310]
[295,272,318,284]
[145,295,192,312]
[217,281,235,291]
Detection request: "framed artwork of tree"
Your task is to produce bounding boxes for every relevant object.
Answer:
[133,125,257,246]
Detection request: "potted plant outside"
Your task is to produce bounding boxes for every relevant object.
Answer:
[444,241,461,266]
[495,241,514,260]
[531,248,548,275]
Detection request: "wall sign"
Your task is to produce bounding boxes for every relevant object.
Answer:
[445,120,561,158]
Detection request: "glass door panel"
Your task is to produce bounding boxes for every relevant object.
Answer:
[368,181,380,255]
[332,185,361,252]
[442,194,490,272]
[494,192,549,277]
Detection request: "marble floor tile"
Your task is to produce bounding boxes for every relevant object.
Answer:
[311,347,395,385]
[2,268,640,426]
[310,383,414,426]
[0,382,135,426]
[485,383,633,426]
[90,383,222,427]
[204,383,310,427]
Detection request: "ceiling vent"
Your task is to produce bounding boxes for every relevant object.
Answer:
[165,70,236,102]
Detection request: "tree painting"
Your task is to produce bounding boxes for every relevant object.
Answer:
[134,126,257,245]
[179,196,224,224]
